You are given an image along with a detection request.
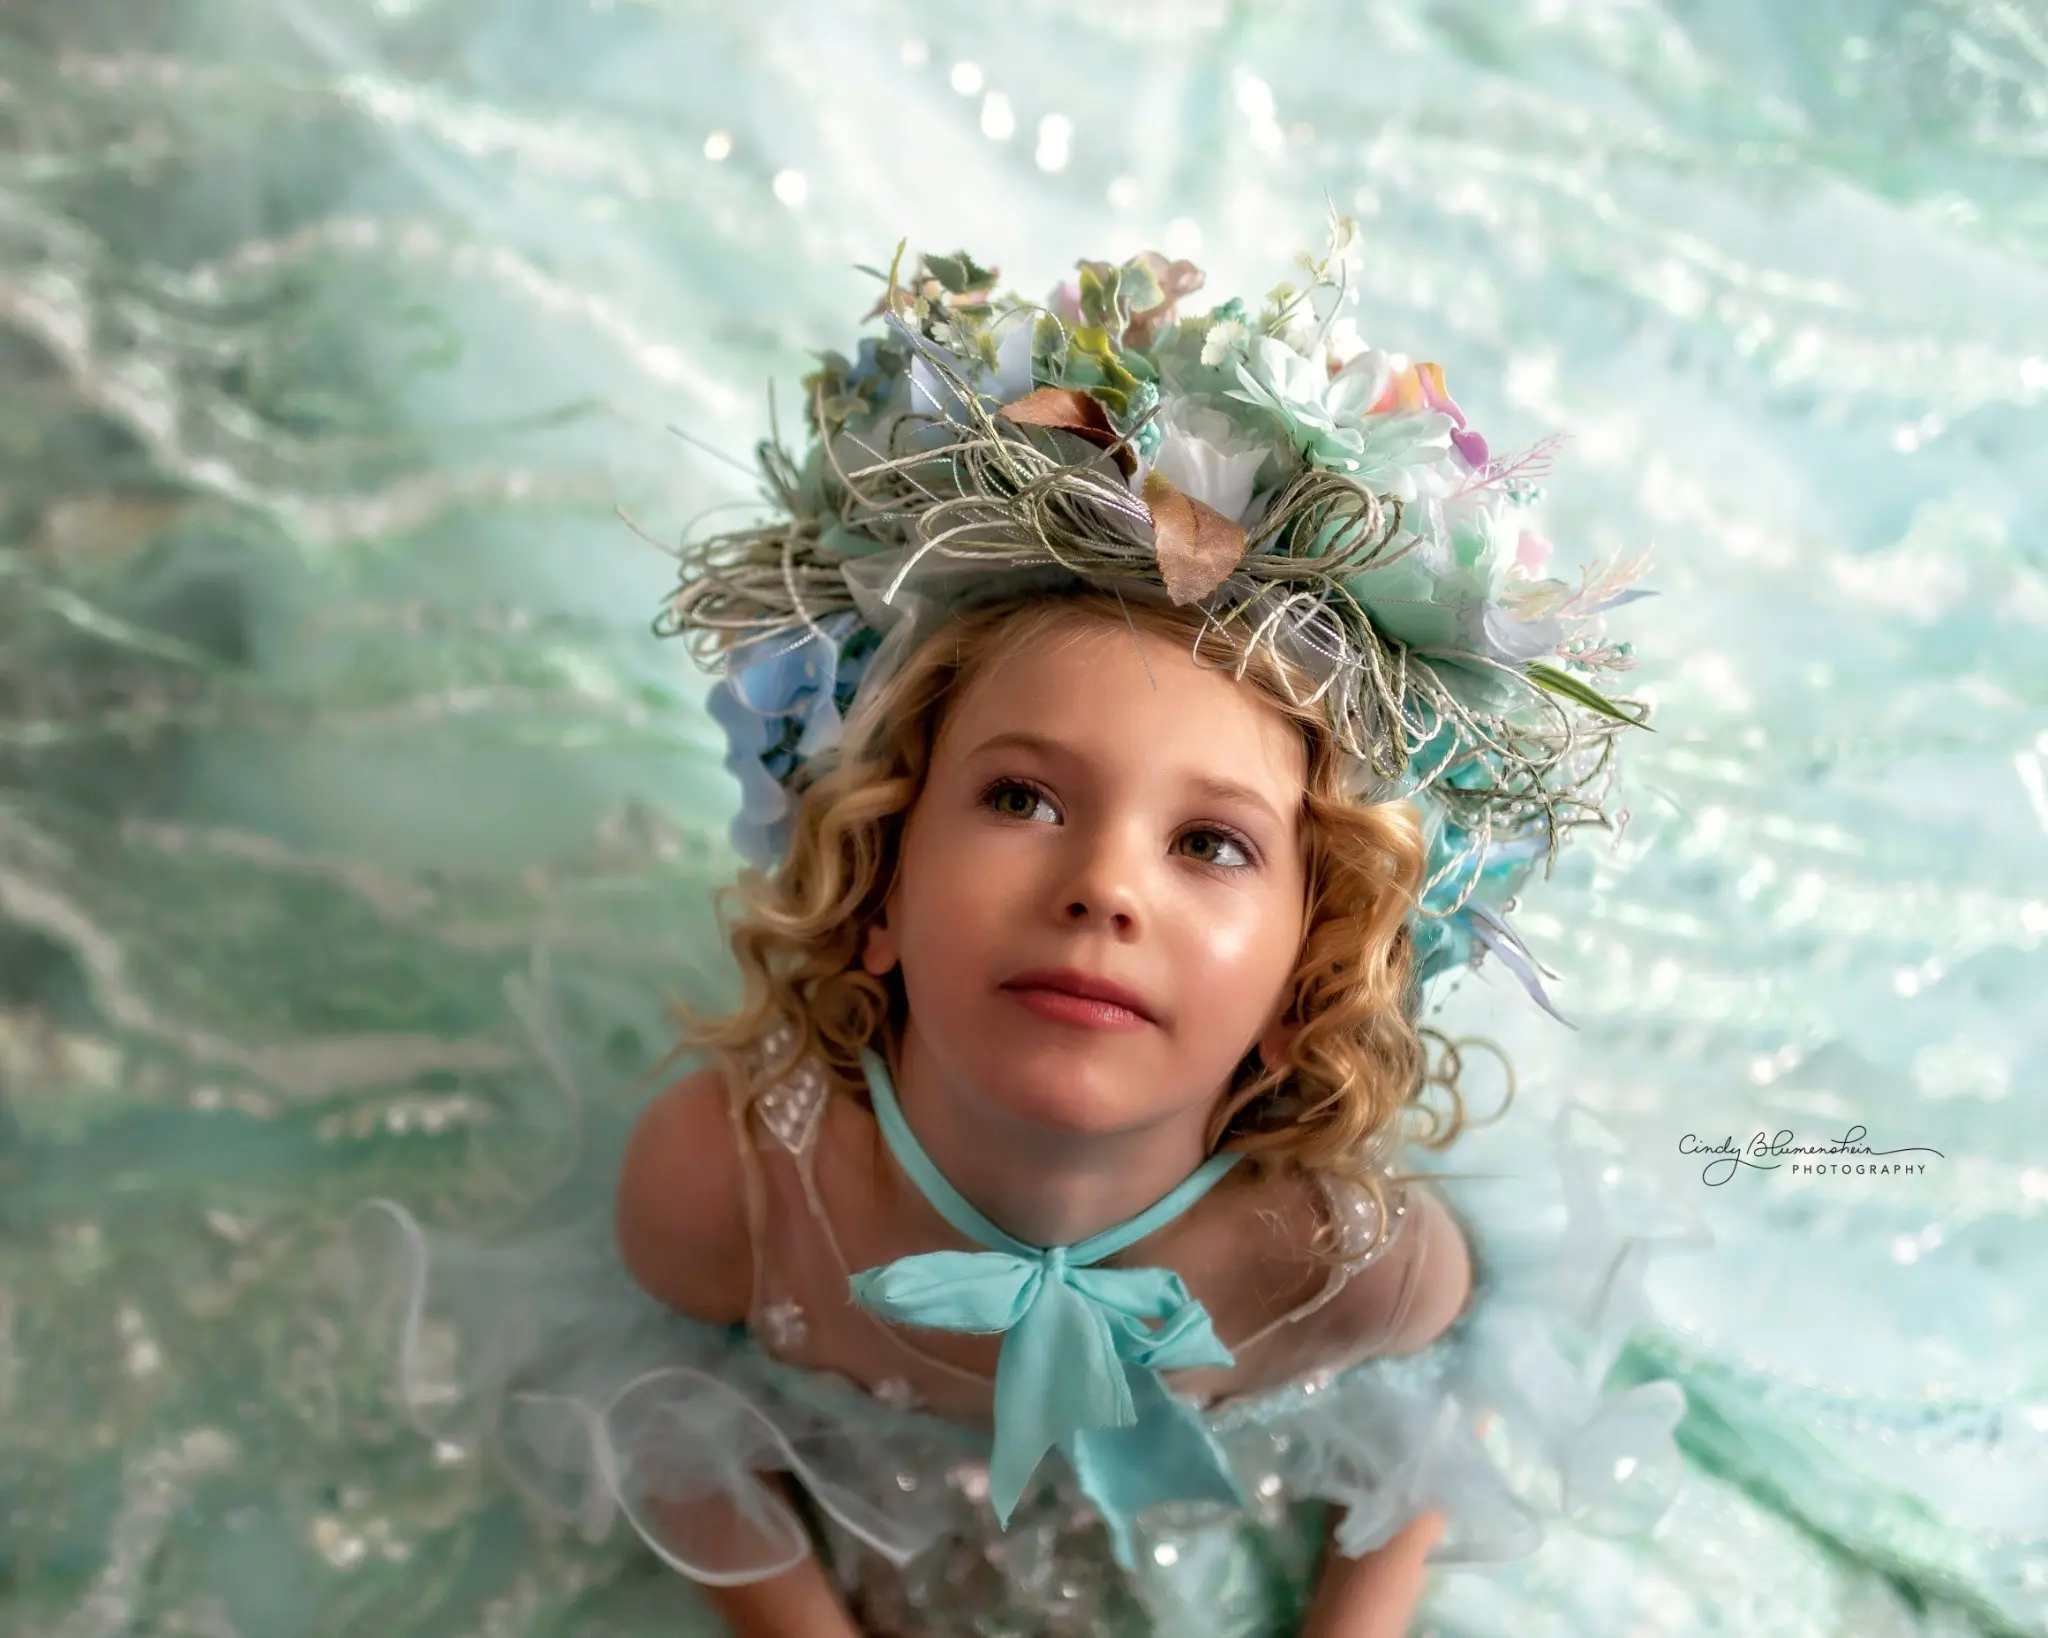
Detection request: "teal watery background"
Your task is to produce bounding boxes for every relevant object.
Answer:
[0,1,2043,1634]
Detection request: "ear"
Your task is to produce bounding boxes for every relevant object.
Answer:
[1256,1010,1298,1072]
[860,909,898,977]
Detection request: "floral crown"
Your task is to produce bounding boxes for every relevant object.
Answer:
[656,213,1653,1024]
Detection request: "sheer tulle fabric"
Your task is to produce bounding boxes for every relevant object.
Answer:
[350,1061,1703,1622]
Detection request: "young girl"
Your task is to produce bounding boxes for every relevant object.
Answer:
[365,219,1692,1637]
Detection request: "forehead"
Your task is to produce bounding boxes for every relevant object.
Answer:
[937,617,1308,798]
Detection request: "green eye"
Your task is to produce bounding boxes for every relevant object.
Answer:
[1179,829,1253,868]
[985,779,1053,821]
[982,780,1255,869]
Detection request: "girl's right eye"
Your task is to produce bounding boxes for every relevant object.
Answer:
[982,777,1057,824]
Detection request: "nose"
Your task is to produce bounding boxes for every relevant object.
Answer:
[1057,813,1150,932]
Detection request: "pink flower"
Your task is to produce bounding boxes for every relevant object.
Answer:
[1514,529,1554,575]
[1373,360,1489,469]
[1046,281,1083,325]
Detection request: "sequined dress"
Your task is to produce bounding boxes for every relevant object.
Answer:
[357,1013,1702,1638]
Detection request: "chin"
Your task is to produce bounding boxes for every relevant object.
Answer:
[969,1022,1164,1135]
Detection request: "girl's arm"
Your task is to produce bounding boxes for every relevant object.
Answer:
[1299,1508,1446,1638]
[1297,1185,1473,1636]
[619,1070,869,1638]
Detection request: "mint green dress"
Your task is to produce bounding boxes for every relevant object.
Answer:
[348,995,1703,1636]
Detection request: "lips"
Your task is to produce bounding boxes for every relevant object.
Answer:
[999,967,1158,1024]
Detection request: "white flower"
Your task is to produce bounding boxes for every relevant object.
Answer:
[1322,347,1394,422]
[1147,397,1269,522]
[1200,318,1252,368]
[1323,316,1367,368]
[1276,308,1323,360]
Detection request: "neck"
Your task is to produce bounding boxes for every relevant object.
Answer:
[877,1020,1226,1249]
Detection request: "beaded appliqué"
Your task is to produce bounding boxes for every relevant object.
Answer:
[760,1297,809,1350]
[1320,1143,1410,1269]
[750,1018,828,1156]
[871,1375,922,1411]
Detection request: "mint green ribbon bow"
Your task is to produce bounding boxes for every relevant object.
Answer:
[846,1049,1249,1555]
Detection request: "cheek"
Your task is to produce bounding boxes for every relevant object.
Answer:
[1164,892,1303,1024]
[897,832,1010,969]
[1176,892,1294,973]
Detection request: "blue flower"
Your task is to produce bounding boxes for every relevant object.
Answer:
[844,336,895,392]
[902,313,1035,439]
[707,613,871,866]
[706,679,791,867]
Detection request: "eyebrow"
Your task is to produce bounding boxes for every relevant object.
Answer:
[965,729,1290,829]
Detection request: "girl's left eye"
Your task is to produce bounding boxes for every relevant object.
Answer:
[1176,828,1255,870]
[980,779,1257,870]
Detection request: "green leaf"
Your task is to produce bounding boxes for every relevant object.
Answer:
[1118,259,1165,314]
[1031,312,1069,383]
[924,250,996,294]
[872,238,910,309]
[799,350,853,435]
[1077,262,1121,330]
[1068,325,1141,416]
[1525,662,1654,728]
[1068,324,1114,359]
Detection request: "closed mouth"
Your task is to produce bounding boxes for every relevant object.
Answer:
[999,968,1157,1024]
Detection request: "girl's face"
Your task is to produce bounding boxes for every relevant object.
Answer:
[863,617,1311,1139]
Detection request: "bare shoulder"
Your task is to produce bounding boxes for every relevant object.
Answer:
[614,1058,755,1324]
[1319,1180,1473,1359]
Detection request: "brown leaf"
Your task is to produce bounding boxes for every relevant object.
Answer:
[1143,469,1247,605]
[996,387,1135,477]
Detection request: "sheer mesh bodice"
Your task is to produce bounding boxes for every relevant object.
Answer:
[724,1020,1459,1429]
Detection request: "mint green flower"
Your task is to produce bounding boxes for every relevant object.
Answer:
[1227,337,1455,501]
[1342,499,1561,708]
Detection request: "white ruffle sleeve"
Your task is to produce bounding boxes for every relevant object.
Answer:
[1195,1100,1710,1568]
[348,1093,1707,1627]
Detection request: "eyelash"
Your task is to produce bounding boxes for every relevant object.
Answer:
[977,776,1261,871]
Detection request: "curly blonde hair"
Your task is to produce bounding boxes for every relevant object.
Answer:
[669,587,1478,1264]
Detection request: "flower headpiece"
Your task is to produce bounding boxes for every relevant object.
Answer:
[656,214,1653,1024]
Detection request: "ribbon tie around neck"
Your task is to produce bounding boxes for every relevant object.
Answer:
[845,1048,1249,1553]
